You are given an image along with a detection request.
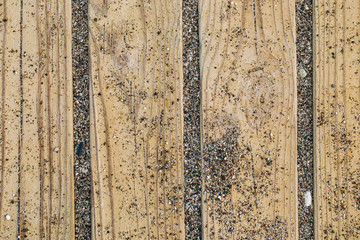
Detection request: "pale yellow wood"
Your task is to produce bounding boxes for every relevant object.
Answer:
[314,0,360,239]
[0,0,74,238]
[0,0,21,238]
[89,0,184,239]
[199,0,297,239]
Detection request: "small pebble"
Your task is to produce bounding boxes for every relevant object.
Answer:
[5,215,10,220]
[54,147,59,152]
[298,69,307,78]
[331,84,335,88]
[76,141,84,156]
[305,191,312,207]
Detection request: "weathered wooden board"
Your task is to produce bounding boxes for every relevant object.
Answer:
[0,0,21,238]
[0,0,74,238]
[89,0,184,239]
[314,0,360,239]
[199,0,297,238]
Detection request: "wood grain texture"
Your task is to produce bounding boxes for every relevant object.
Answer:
[314,0,360,239]
[0,0,74,238]
[0,0,21,237]
[89,0,184,239]
[199,0,297,239]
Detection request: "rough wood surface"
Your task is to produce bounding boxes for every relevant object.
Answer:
[0,0,21,237]
[0,0,74,238]
[199,0,297,238]
[89,0,184,239]
[314,0,360,239]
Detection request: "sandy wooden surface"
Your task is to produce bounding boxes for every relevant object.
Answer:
[199,0,298,238]
[0,0,74,238]
[89,0,184,238]
[0,0,359,238]
[314,0,360,239]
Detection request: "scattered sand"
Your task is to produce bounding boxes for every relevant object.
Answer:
[183,0,202,238]
[73,0,92,238]
[296,0,314,239]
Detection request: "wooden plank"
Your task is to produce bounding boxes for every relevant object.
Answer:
[0,0,74,238]
[0,0,21,237]
[89,0,184,239]
[199,0,297,239]
[314,0,360,239]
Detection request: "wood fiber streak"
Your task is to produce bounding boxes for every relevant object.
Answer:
[0,0,74,238]
[199,0,297,239]
[89,0,184,239]
[314,0,360,239]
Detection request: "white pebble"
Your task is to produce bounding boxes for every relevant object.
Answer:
[5,215,10,220]
[54,147,59,152]
[305,191,312,207]
[298,69,307,78]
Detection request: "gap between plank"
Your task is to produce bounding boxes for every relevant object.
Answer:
[72,0,91,238]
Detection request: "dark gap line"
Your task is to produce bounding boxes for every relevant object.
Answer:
[183,0,202,239]
[296,0,314,239]
[72,0,91,239]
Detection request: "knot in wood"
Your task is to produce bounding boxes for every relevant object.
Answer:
[245,74,277,128]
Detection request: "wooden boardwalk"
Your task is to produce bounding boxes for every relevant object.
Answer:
[0,0,358,239]
[0,0,74,239]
